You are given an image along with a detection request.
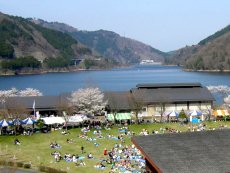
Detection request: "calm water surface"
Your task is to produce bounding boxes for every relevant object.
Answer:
[0,65,229,96]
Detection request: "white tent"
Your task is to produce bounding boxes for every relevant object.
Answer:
[41,117,65,125]
[189,110,202,116]
[68,114,89,123]
[68,115,84,123]
[189,110,203,122]
[164,111,179,117]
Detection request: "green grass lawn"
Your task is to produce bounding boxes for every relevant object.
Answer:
[1,121,230,173]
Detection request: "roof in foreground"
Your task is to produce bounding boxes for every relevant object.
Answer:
[132,129,230,173]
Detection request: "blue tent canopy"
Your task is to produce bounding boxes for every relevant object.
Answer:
[21,118,36,125]
[12,119,22,126]
[0,119,9,127]
[189,110,202,116]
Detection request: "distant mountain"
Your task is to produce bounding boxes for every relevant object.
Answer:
[0,12,117,74]
[28,18,78,33]
[71,30,166,65]
[31,19,166,65]
[168,25,230,71]
[0,12,95,62]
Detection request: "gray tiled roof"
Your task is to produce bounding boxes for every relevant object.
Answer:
[104,91,135,111]
[131,87,214,103]
[132,130,230,173]
[1,95,68,110]
[136,83,202,89]
[0,83,215,111]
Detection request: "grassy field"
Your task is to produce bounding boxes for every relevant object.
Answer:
[1,121,230,173]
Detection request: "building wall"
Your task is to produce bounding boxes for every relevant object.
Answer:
[146,101,212,116]
[147,106,155,117]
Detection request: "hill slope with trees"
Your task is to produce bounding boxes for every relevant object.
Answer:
[167,25,230,71]
[31,19,166,65]
[0,12,111,74]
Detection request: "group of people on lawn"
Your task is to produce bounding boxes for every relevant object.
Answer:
[48,123,229,171]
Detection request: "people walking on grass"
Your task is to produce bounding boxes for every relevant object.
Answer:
[81,145,84,154]
[104,148,107,155]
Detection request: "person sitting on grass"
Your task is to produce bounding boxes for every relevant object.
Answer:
[66,139,73,143]
[72,154,77,163]
[94,162,106,169]
[79,160,86,166]
[87,153,93,159]
[61,130,70,135]
[94,142,99,147]
[50,141,61,149]
[51,151,61,162]
[14,138,21,145]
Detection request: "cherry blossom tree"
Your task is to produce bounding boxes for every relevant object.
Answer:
[0,88,17,108]
[69,87,107,116]
[207,85,230,94]
[18,88,43,96]
[0,88,43,111]
[207,85,230,107]
[224,95,230,104]
[0,88,42,99]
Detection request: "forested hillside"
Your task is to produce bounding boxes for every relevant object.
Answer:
[31,19,166,65]
[0,12,113,73]
[71,30,166,65]
[167,25,230,71]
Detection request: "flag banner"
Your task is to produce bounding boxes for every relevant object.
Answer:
[33,100,35,110]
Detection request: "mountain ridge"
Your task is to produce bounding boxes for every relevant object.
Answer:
[166,24,230,71]
[0,12,115,74]
[30,18,166,65]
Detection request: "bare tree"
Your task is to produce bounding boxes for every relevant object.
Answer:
[130,91,145,124]
[156,93,172,123]
[56,101,74,129]
[106,94,118,122]
[7,100,28,135]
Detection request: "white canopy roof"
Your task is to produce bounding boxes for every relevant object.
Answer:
[67,114,89,123]
[41,117,65,125]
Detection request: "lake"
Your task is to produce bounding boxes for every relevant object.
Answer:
[0,65,229,103]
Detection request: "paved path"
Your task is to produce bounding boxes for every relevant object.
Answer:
[0,167,38,173]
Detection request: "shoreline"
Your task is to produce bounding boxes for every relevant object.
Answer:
[184,69,230,73]
[0,67,113,76]
[1,65,230,76]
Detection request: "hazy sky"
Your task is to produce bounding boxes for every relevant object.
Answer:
[0,0,230,52]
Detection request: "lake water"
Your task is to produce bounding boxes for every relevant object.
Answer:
[0,65,229,103]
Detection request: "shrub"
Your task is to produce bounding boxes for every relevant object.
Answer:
[23,163,31,169]
[39,165,47,172]
[16,161,24,167]
[0,160,7,166]
[39,166,67,173]
[7,161,15,167]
